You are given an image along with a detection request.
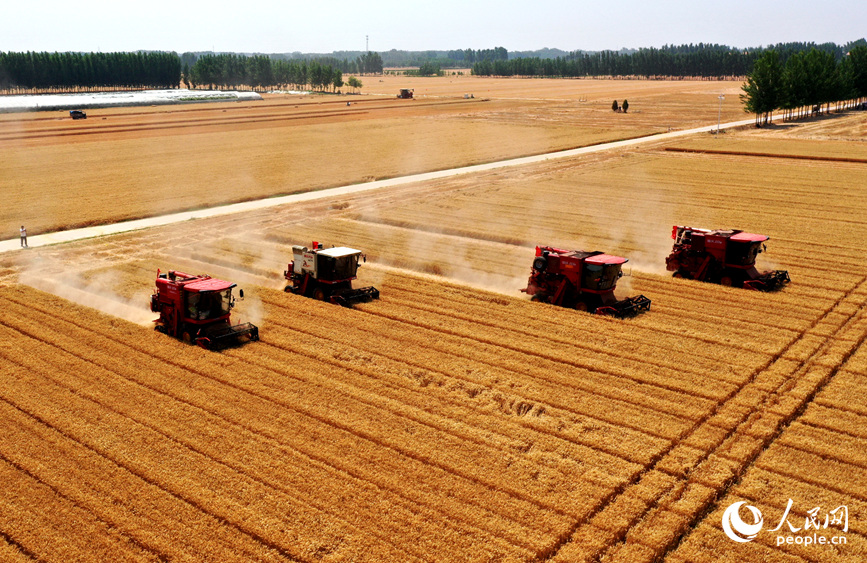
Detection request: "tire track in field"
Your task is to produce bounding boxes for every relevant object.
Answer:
[0,395,289,563]
[0,98,475,142]
[379,278,782,377]
[0,110,372,142]
[264,289,719,426]
[256,309,656,472]
[0,302,531,559]
[358,295,735,404]
[0,340,314,562]
[0,314,430,561]
[547,274,867,562]
[1,294,556,550]
[0,504,45,562]
[0,420,170,562]
[0,114,761,254]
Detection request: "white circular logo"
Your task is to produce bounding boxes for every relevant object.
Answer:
[722,501,764,542]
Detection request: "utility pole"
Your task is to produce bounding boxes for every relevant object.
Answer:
[366,35,369,52]
[717,94,725,134]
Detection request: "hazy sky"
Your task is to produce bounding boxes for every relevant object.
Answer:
[3,0,864,54]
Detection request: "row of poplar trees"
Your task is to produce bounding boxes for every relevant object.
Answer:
[471,45,760,78]
[741,46,867,126]
[0,51,181,92]
[185,54,345,92]
[0,51,362,93]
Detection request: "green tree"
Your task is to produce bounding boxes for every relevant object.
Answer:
[741,49,783,126]
[331,70,343,92]
[844,45,867,102]
[347,76,362,93]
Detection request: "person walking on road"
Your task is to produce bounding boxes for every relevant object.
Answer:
[20,225,27,248]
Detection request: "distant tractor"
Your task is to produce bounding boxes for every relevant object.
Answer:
[284,242,380,307]
[665,226,790,290]
[69,110,86,119]
[522,245,651,317]
[150,270,259,349]
[397,88,414,99]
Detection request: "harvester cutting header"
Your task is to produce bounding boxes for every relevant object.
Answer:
[284,242,380,307]
[665,226,790,290]
[151,270,259,349]
[522,245,651,317]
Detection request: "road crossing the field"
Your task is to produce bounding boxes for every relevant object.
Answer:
[0,115,761,254]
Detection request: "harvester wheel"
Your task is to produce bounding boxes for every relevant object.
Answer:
[181,331,194,344]
[575,302,588,312]
[313,287,327,301]
[720,276,733,287]
[284,285,292,293]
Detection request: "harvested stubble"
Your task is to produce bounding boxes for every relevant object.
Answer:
[0,287,549,560]
[4,100,867,561]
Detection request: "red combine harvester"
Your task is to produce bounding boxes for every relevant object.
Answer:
[522,245,651,317]
[284,242,380,307]
[151,270,259,349]
[665,226,790,290]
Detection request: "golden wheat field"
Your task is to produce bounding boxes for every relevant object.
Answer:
[1,75,866,562]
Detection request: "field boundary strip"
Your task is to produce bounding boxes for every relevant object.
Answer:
[0,115,761,254]
[0,98,480,143]
[545,274,867,561]
[0,289,552,558]
[664,146,867,164]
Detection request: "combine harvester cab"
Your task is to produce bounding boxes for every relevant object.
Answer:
[150,270,259,349]
[284,242,380,307]
[522,245,651,318]
[665,226,790,291]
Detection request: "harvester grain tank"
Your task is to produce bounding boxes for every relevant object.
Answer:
[284,242,380,306]
[522,245,651,317]
[665,225,790,290]
[150,270,259,349]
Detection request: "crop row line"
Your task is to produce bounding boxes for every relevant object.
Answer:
[255,310,653,476]
[233,338,579,549]
[358,294,735,403]
[0,327,433,562]
[0,299,546,556]
[0,333,323,562]
[260,290,707,440]
[379,277,782,371]
[0,528,35,563]
[649,277,867,563]
[6,293,577,537]
[0,412,170,562]
[544,273,866,561]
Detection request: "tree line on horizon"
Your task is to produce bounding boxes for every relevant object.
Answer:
[3,40,866,98]
[0,51,180,92]
[0,51,373,94]
[185,54,352,92]
[741,46,867,126]
[470,41,866,79]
